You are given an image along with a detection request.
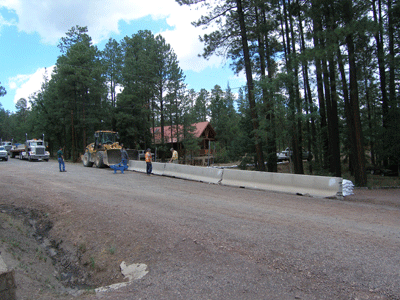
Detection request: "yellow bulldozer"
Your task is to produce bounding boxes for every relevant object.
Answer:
[82,130,136,168]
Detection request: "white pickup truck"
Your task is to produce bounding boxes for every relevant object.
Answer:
[0,146,8,161]
[1,141,12,155]
[277,147,313,162]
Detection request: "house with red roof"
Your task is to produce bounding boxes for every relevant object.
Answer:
[151,121,216,162]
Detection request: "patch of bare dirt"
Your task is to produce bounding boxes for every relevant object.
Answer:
[0,205,85,299]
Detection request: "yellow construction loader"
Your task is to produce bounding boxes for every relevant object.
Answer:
[82,130,136,168]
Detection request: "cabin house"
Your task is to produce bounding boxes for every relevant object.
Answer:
[151,121,216,164]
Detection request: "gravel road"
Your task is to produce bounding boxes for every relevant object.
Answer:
[0,158,399,300]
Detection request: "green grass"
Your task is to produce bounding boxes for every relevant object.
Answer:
[107,246,116,255]
[78,243,87,253]
[35,247,47,262]
[90,257,95,269]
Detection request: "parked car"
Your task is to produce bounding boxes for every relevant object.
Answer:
[277,147,313,162]
[1,141,12,154]
[0,146,8,161]
[277,151,289,162]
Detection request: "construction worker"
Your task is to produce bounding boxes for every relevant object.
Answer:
[145,148,152,175]
[169,148,178,164]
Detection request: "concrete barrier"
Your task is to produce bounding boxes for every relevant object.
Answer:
[128,160,146,173]
[128,160,342,198]
[220,168,342,198]
[164,163,223,184]
[151,162,166,176]
[0,255,16,300]
[128,161,165,175]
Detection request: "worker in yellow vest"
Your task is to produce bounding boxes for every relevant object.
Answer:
[169,148,178,164]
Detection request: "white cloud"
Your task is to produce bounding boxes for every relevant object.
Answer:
[158,4,223,72]
[0,0,222,72]
[2,0,152,43]
[0,8,16,32]
[9,66,55,105]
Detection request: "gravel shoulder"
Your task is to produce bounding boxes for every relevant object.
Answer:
[0,158,399,300]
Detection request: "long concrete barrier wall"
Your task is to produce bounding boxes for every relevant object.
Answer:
[163,163,223,184]
[128,161,166,176]
[126,160,342,198]
[151,162,166,176]
[128,160,146,173]
[220,168,342,198]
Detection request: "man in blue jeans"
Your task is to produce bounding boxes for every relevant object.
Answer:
[145,148,152,175]
[57,147,66,172]
[120,144,129,167]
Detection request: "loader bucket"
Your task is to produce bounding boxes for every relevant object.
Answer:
[105,149,123,166]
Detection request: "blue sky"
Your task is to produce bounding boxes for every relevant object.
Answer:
[0,0,245,113]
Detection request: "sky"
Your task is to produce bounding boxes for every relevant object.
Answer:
[0,0,245,113]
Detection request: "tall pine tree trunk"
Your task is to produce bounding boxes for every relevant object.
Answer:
[298,5,316,173]
[312,12,328,169]
[388,0,396,107]
[263,22,278,173]
[236,0,265,171]
[282,0,303,174]
[372,0,389,166]
[364,69,376,167]
[344,0,367,186]
[321,52,332,172]
[328,56,342,177]
[256,6,277,172]
[337,47,355,176]
[326,6,342,177]
[288,0,304,174]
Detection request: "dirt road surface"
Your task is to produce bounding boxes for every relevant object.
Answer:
[0,158,399,300]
